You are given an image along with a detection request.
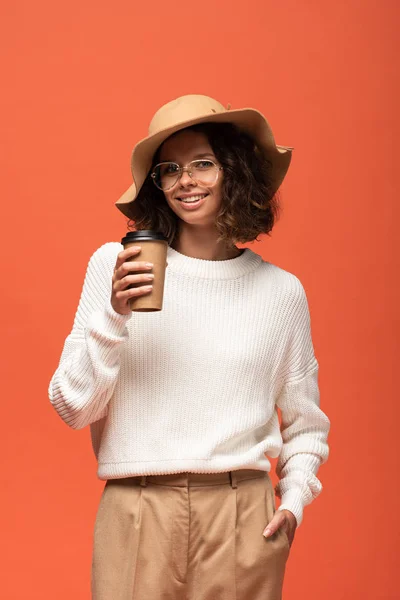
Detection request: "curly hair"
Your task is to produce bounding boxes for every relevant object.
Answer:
[125,121,283,246]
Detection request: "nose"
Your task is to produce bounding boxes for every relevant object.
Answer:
[177,167,196,186]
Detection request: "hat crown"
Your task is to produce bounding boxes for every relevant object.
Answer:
[148,94,226,136]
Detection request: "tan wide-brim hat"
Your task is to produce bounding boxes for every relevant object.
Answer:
[115,94,294,221]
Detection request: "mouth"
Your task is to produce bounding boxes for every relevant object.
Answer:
[175,193,209,210]
[176,193,209,204]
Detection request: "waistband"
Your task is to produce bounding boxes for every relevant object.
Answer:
[110,469,270,489]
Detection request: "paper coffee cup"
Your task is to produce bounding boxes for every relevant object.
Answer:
[121,230,168,312]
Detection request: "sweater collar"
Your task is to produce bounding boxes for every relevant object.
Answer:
[166,245,262,279]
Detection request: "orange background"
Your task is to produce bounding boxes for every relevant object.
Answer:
[2,1,398,598]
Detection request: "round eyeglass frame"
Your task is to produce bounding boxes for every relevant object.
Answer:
[150,159,223,191]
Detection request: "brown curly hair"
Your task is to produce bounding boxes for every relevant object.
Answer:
[125,121,283,246]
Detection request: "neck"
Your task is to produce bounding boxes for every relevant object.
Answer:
[171,227,242,261]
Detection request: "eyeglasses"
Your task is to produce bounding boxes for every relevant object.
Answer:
[150,159,223,191]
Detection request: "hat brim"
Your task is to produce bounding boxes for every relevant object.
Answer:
[116,107,293,216]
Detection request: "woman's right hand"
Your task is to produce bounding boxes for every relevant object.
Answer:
[111,246,155,315]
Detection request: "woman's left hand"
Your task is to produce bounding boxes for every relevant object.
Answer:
[263,509,297,547]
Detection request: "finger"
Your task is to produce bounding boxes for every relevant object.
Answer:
[263,515,285,538]
[114,245,142,273]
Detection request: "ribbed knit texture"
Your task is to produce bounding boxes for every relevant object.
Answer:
[48,242,330,527]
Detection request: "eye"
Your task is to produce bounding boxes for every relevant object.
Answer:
[195,160,214,169]
[165,163,179,173]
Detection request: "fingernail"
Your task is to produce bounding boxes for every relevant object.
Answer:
[263,528,272,537]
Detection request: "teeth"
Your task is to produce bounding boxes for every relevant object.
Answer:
[179,194,207,203]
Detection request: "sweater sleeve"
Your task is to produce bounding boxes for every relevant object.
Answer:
[48,242,132,430]
[274,278,330,528]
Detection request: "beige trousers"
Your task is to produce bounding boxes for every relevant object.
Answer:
[91,469,290,599]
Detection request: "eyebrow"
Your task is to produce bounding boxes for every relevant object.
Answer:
[161,152,216,162]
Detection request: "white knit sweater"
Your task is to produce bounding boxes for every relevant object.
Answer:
[48,242,330,527]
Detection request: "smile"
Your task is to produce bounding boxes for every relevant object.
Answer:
[177,193,209,204]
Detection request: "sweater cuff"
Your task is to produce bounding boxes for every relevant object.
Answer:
[274,453,325,529]
[276,491,305,528]
[86,296,132,339]
[104,296,132,331]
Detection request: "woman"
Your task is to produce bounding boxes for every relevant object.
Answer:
[48,94,330,599]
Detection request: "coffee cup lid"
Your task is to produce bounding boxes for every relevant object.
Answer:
[121,230,168,245]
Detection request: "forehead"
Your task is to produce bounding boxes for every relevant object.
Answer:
[159,129,213,161]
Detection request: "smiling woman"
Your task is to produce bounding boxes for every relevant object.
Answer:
[48,94,330,599]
